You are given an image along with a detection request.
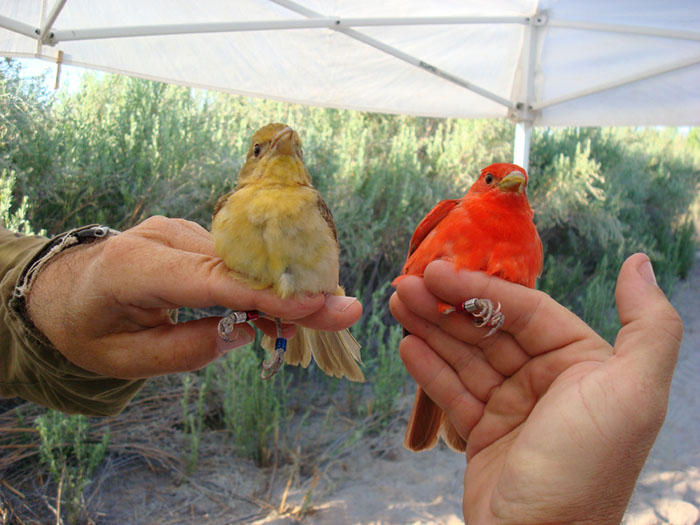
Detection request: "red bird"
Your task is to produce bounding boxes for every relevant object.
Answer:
[393,162,543,452]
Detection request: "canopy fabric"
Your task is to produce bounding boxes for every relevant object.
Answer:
[1,0,699,128]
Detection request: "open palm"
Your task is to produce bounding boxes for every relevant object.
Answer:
[390,255,682,524]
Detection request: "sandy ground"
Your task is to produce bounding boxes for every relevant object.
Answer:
[621,252,700,525]
[85,253,700,524]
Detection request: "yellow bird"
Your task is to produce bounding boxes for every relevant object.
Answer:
[211,123,364,382]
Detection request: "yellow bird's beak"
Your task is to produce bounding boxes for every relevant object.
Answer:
[271,126,297,157]
[498,171,526,193]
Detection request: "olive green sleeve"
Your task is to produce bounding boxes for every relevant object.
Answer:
[0,226,146,416]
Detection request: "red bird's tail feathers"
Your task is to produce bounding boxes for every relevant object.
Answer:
[404,387,466,452]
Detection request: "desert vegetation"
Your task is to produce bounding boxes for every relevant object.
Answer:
[1,59,698,522]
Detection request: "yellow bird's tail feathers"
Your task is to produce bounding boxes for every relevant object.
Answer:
[262,327,364,382]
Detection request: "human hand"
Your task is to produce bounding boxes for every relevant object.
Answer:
[390,254,682,524]
[27,216,362,379]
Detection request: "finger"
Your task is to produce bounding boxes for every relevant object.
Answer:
[291,294,363,332]
[613,253,683,390]
[253,318,297,339]
[468,339,608,451]
[101,235,329,318]
[117,306,176,331]
[400,335,485,440]
[235,297,362,334]
[440,313,529,377]
[76,318,256,378]
[390,292,504,402]
[129,215,216,256]
[393,275,530,376]
[252,296,361,334]
[120,217,363,329]
[422,260,605,356]
[216,323,257,355]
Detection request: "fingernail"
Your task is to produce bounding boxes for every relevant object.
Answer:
[325,295,358,312]
[639,259,658,287]
[217,326,253,354]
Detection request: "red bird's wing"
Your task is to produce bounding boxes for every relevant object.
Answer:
[398,198,469,453]
[408,199,460,256]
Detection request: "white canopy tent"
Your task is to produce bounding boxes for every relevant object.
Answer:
[1,0,699,170]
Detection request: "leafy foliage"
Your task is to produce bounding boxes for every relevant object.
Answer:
[529,126,700,337]
[1,60,699,489]
[35,412,110,523]
[216,341,290,466]
[1,168,39,235]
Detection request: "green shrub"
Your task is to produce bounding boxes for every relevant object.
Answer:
[530,126,699,336]
[35,412,110,523]
[2,62,698,473]
[1,167,40,234]
[180,364,214,474]
[216,340,290,466]
[349,283,407,421]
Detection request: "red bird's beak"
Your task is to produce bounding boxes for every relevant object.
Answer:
[498,171,526,194]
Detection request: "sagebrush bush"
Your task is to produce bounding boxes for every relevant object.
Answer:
[529,126,700,329]
[1,60,699,476]
[35,411,110,523]
[217,340,291,466]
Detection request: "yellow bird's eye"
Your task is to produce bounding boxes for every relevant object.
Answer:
[253,143,261,157]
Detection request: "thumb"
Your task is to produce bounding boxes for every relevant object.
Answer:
[613,253,683,387]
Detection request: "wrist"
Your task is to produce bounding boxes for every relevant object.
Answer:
[16,225,118,349]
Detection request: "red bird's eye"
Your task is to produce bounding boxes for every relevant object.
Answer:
[485,173,494,184]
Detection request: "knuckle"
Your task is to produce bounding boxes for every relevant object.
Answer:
[99,232,132,261]
[508,288,547,333]
[452,344,479,373]
[645,301,684,346]
[660,308,684,343]
[140,215,170,229]
[130,215,182,247]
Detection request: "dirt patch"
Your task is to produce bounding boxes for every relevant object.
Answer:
[88,394,465,525]
[3,254,699,524]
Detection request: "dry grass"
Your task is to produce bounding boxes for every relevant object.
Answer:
[0,378,183,523]
[0,375,405,524]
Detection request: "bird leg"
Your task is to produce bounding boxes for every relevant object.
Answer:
[218,310,259,341]
[261,318,286,380]
[452,298,504,338]
[217,311,287,379]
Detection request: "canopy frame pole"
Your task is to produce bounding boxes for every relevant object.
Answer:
[549,18,700,42]
[0,14,37,38]
[511,12,544,171]
[514,122,532,171]
[271,0,515,110]
[35,0,47,54]
[50,16,530,42]
[39,0,67,44]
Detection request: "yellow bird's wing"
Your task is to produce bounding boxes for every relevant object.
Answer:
[317,194,338,244]
[212,190,234,220]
